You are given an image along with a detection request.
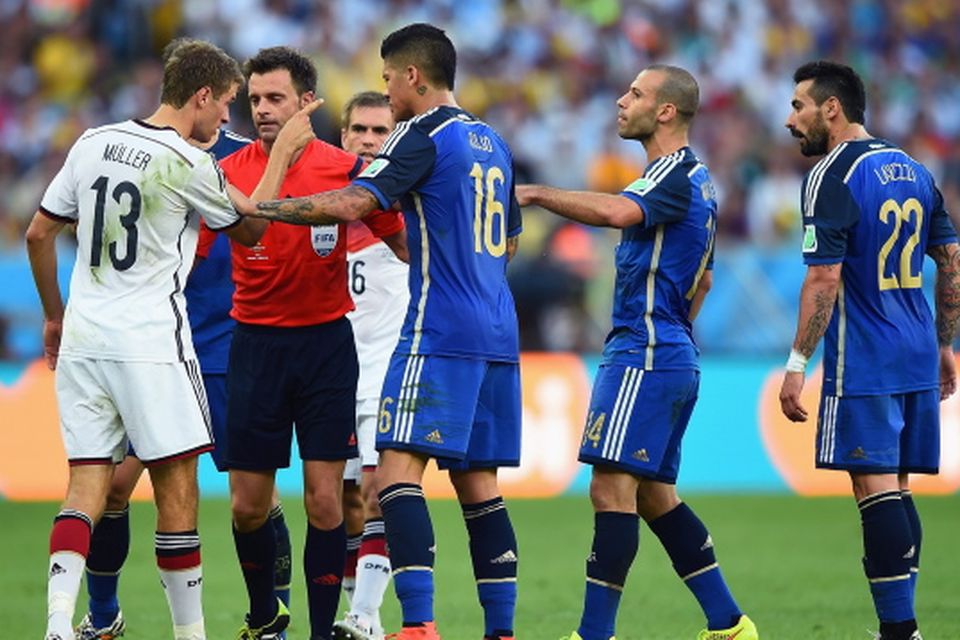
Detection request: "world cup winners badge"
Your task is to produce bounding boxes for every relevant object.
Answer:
[311,224,339,257]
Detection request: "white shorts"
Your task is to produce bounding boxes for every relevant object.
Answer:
[56,356,213,465]
[344,396,381,482]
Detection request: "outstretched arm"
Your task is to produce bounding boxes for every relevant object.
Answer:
[516,184,644,228]
[251,185,380,226]
[930,242,960,398]
[779,262,842,422]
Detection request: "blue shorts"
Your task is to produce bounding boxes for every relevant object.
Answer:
[816,389,940,474]
[376,353,521,470]
[578,365,699,484]
[204,372,229,472]
[225,319,359,470]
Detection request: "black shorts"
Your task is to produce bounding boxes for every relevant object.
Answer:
[225,318,359,470]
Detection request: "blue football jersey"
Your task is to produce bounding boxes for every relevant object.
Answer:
[353,106,521,361]
[185,129,250,373]
[801,138,957,396]
[605,148,717,371]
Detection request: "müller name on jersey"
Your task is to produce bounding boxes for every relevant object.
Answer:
[102,142,152,171]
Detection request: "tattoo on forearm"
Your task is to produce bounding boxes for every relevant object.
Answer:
[253,186,377,226]
[798,289,834,356]
[254,196,321,225]
[931,244,960,345]
[796,265,840,357]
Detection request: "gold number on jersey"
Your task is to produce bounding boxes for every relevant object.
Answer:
[686,216,716,300]
[470,163,507,257]
[878,197,924,291]
[378,397,394,434]
[582,410,606,449]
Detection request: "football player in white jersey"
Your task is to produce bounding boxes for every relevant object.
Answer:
[25,39,317,640]
[334,91,409,640]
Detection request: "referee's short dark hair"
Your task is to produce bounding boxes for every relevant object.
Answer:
[243,46,317,97]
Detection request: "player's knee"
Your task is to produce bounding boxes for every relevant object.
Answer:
[304,488,342,529]
[589,474,636,513]
[231,496,270,532]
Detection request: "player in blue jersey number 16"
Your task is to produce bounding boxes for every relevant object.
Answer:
[239,23,523,640]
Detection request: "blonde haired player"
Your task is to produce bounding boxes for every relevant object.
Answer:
[335,91,408,640]
[26,38,315,640]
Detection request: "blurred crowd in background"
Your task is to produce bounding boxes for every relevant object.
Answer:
[1,0,959,360]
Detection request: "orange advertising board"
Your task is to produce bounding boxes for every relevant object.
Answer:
[758,361,960,495]
[420,352,590,498]
[0,360,154,501]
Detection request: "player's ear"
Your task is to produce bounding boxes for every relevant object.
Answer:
[824,96,841,120]
[406,64,420,88]
[195,86,212,107]
[658,102,676,123]
[300,90,316,109]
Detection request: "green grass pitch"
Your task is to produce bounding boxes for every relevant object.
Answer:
[3,494,959,639]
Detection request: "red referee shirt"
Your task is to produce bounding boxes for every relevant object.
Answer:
[220,139,404,326]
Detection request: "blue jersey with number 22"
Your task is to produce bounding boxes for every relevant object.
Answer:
[801,138,957,396]
[353,106,521,362]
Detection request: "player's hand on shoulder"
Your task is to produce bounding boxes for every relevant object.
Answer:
[939,346,957,400]
[42,319,62,370]
[779,371,808,422]
[274,98,324,158]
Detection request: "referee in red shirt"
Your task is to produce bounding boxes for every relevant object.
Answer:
[220,47,405,640]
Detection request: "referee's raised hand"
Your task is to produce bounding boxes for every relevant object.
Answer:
[273,98,324,156]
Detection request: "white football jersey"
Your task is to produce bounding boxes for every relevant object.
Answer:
[40,120,241,363]
[347,241,409,400]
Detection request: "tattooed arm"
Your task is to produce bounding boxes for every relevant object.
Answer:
[792,263,842,357]
[779,262,842,422]
[930,242,960,398]
[249,185,380,226]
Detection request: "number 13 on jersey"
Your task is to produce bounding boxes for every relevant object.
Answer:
[471,162,507,257]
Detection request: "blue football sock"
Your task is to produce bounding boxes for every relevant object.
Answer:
[648,502,741,631]
[233,519,277,627]
[900,490,922,602]
[86,507,130,628]
[379,483,435,624]
[270,503,292,608]
[578,511,638,640]
[304,521,346,638]
[462,496,518,637]
[859,491,915,624]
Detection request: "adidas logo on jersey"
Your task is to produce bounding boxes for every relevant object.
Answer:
[903,545,916,560]
[425,430,444,444]
[490,550,518,564]
[632,449,650,462]
[850,446,867,460]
